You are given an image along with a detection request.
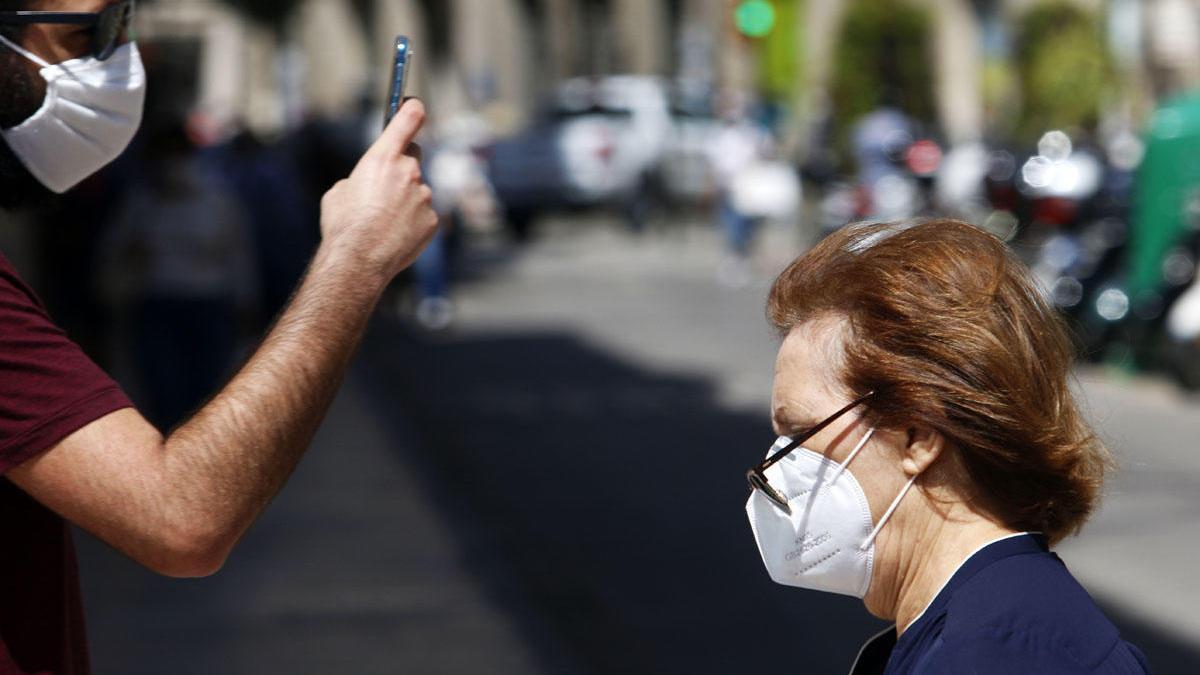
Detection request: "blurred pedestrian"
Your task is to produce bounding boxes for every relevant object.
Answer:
[0,3,437,673]
[411,139,464,331]
[215,125,317,325]
[851,105,917,220]
[409,116,499,331]
[746,220,1150,673]
[99,119,257,429]
[707,94,770,288]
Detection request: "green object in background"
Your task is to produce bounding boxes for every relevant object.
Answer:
[736,0,777,38]
[1013,1,1114,140]
[757,0,802,103]
[1129,93,1200,299]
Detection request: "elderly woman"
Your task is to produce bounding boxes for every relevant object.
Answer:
[745,220,1150,674]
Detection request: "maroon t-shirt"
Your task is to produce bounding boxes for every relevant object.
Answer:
[0,252,132,675]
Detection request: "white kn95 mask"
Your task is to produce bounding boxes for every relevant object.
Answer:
[0,34,146,193]
[745,428,920,598]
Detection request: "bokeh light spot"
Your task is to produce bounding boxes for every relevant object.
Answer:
[735,0,776,38]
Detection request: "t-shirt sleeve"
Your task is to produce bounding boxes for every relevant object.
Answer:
[0,253,133,475]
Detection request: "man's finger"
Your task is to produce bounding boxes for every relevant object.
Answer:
[378,98,425,158]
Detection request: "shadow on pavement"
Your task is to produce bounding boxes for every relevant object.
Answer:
[360,319,1200,675]
[1101,604,1200,675]
[360,321,884,674]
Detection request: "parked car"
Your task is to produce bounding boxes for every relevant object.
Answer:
[486,75,672,238]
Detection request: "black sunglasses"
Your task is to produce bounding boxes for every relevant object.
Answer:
[746,390,875,514]
[0,1,134,61]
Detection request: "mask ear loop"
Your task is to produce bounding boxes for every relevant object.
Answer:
[830,426,875,483]
[859,471,920,551]
[0,33,52,69]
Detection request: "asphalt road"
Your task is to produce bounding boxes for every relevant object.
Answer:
[78,214,1200,674]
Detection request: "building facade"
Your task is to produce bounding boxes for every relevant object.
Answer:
[134,0,1200,142]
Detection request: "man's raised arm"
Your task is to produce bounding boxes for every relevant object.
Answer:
[8,100,438,578]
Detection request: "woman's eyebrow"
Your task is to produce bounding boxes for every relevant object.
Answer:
[772,406,819,434]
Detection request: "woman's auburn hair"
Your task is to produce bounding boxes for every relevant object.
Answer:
[767,219,1111,544]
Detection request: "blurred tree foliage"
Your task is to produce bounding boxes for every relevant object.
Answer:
[1013,1,1115,140]
[828,0,935,162]
[757,0,803,105]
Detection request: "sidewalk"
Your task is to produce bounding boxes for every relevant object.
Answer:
[76,363,564,675]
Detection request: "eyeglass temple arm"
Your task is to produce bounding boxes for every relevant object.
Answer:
[754,391,875,474]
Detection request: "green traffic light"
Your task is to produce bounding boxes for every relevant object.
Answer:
[735,0,776,38]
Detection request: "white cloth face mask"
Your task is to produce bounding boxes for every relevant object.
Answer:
[0,34,145,193]
[745,428,919,598]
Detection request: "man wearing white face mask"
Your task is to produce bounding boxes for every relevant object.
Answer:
[0,6,142,194]
[747,220,1150,674]
[0,2,438,673]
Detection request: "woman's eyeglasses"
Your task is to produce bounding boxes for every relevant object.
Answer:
[0,1,134,61]
[746,391,874,513]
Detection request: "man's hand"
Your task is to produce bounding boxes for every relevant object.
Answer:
[319,98,438,282]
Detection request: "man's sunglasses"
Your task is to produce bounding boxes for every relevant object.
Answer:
[0,1,134,61]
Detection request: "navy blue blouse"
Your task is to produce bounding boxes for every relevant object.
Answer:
[850,533,1151,674]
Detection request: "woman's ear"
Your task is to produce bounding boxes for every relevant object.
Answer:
[901,426,944,477]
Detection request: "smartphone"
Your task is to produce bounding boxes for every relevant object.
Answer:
[383,35,412,130]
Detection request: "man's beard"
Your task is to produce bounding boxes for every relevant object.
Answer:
[0,43,54,209]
